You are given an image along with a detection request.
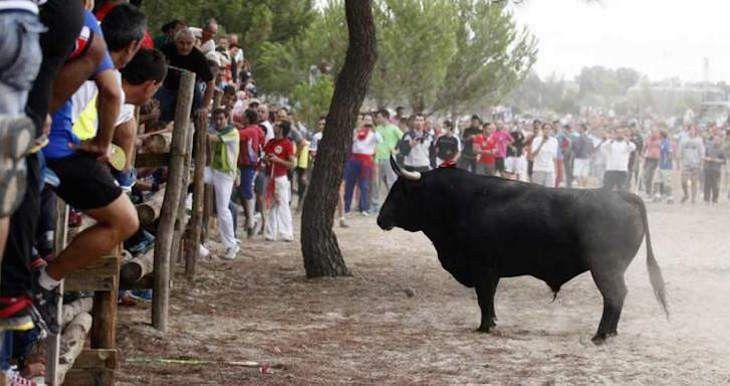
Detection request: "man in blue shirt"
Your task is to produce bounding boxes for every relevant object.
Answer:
[34,5,150,333]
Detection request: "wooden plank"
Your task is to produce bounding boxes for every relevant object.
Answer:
[73,349,118,370]
[47,201,68,386]
[90,247,120,349]
[62,368,114,386]
[134,152,170,168]
[153,69,196,332]
[64,255,119,292]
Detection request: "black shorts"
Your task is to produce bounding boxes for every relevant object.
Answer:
[495,157,506,173]
[47,153,122,210]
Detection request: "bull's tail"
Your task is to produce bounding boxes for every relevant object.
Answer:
[622,192,669,318]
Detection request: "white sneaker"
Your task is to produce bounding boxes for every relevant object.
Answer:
[221,245,239,260]
[198,244,210,259]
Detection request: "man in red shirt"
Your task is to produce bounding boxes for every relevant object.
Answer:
[263,121,296,241]
[237,108,265,238]
[474,122,497,176]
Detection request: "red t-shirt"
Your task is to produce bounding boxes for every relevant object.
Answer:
[264,138,294,177]
[474,134,496,165]
[238,124,266,167]
[95,3,154,49]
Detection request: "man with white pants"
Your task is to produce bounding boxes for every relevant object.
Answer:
[263,121,297,241]
[206,108,240,259]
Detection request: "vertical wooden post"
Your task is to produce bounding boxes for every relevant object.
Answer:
[46,201,68,386]
[89,244,120,349]
[186,115,207,278]
[171,119,194,265]
[152,70,195,332]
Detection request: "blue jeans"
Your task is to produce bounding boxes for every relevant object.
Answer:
[0,10,44,116]
[344,158,372,213]
[155,82,204,123]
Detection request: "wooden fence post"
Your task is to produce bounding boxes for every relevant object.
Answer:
[152,69,195,332]
[186,114,207,278]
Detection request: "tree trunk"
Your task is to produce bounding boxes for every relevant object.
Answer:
[300,0,377,278]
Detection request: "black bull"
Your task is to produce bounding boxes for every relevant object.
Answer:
[377,158,668,344]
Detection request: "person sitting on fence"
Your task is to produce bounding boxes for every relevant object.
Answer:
[157,27,215,124]
[205,108,240,260]
[263,121,296,242]
[36,22,166,333]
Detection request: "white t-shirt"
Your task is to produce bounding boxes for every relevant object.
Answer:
[531,135,559,173]
[352,131,382,155]
[260,120,274,143]
[601,140,636,171]
[403,131,433,168]
[309,132,323,152]
[69,70,134,140]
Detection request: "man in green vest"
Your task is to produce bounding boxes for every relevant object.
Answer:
[206,107,240,260]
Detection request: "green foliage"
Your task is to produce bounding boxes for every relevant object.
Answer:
[144,0,536,115]
[291,76,336,128]
[141,0,315,60]
[258,0,536,114]
[432,0,537,114]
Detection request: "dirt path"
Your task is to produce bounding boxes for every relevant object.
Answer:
[117,201,730,385]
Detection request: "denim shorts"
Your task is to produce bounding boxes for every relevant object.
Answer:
[238,165,257,200]
[0,11,44,115]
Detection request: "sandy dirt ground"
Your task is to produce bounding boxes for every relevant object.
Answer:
[116,199,730,385]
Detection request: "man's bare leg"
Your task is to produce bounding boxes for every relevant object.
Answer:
[45,194,138,281]
[113,118,137,170]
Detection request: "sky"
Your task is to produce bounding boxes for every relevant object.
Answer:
[510,0,730,83]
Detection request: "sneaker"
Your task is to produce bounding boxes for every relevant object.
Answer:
[128,290,152,303]
[29,276,61,335]
[0,296,35,332]
[221,245,239,260]
[339,218,350,228]
[246,226,255,239]
[113,168,137,192]
[198,243,210,259]
[124,229,155,256]
[361,211,369,217]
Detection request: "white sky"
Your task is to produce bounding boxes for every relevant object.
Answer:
[511,0,730,82]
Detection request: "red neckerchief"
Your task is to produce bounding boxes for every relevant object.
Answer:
[356,127,369,141]
[440,159,457,168]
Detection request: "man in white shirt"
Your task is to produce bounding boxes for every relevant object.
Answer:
[600,128,636,191]
[529,124,559,188]
[403,114,433,172]
[343,121,382,215]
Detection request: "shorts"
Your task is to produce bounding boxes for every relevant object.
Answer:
[532,171,554,188]
[0,11,44,116]
[238,165,256,200]
[495,157,505,173]
[573,158,590,178]
[47,153,122,210]
[505,156,525,175]
[254,168,267,195]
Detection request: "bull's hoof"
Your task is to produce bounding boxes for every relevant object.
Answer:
[476,321,496,333]
[591,331,617,345]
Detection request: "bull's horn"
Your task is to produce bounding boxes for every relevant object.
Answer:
[390,155,421,181]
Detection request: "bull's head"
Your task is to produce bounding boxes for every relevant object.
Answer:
[377,156,424,232]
